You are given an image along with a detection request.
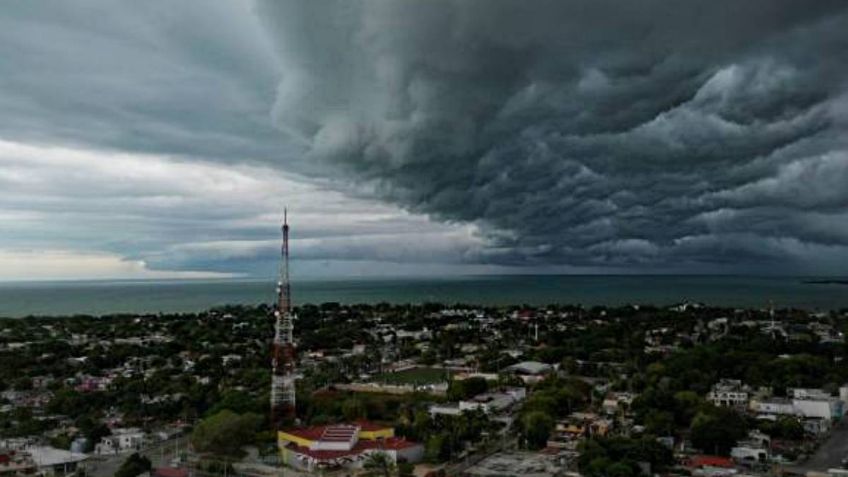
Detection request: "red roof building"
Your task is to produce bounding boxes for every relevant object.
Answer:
[278,422,423,473]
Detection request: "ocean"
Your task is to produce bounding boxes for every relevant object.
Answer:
[0,275,847,318]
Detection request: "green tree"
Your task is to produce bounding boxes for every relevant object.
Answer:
[362,451,397,477]
[448,377,489,400]
[523,411,554,450]
[424,434,448,463]
[115,453,151,477]
[191,410,262,457]
[643,410,674,436]
[206,390,261,416]
[398,461,415,477]
[690,407,748,456]
[342,397,367,421]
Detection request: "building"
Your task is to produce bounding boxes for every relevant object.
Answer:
[731,431,770,464]
[793,397,843,420]
[707,379,750,408]
[551,412,612,442]
[429,403,463,417]
[504,361,553,384]
[790,388,832,400]
[750,394,842,427]
[803,418,831,435]
[278,422,422,473]
[685,455,736,477]
[0,448,37,476]
[602,392,636,415]
[750,397,796,417]
[26,446,88,476]
[94,428,145,455]
[458,387,526,414]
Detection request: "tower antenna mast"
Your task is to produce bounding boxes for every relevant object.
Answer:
[271,208,296,429]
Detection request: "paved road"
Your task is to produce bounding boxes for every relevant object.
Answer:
[793,419,848,473]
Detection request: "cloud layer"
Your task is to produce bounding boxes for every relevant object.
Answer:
[1,1,848,277]
[0,139,486,279]
[258,0,848,272]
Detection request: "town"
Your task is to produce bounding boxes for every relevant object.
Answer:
[2,301,848,477]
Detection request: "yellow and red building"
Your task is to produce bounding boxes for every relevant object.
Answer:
[278,421,422,472]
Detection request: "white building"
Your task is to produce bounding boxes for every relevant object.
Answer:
[790,388,831,400]
[749,398,796,416]
[707,380,750,408]
[504,361,553,384]
[458,387,526,414]
[429,404,463,417]
[793,398,842,420]
[94,428,145,455]
[26,446,88,476]
[731,445,767,464]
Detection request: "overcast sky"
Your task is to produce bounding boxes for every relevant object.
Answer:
[1,1,847,280]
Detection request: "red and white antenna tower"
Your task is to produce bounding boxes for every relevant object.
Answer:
[271,209,296,429]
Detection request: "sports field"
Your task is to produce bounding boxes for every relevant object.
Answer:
[376,366,452,385]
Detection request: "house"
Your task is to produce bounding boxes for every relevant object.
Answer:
[278,422,422,473]
[731,445,767,464]
[731,431,770,464]
[707,380,750,408]
[803,418,831,435]
[95,428,145,455]
[602,392,636,415]
[548,412,613,445]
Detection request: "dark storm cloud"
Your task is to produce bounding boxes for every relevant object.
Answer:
[0,1,287,163]
[3,1,848,276]
[256,0,848,271]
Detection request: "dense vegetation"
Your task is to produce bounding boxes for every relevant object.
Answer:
[2,301,846,470]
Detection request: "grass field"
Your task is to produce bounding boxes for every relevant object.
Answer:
[375,366,452,385]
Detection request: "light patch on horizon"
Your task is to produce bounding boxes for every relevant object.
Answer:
[0,139,486,280]
[0,250,234,281]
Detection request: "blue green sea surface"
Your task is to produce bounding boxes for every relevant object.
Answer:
[0,275,847,318]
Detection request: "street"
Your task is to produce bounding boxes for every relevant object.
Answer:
[792,419,848,473]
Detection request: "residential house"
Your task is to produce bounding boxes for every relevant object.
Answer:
[95,428,145,455]
[707,380,750,408]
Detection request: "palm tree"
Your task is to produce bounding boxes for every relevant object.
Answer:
[362,451,397,477]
